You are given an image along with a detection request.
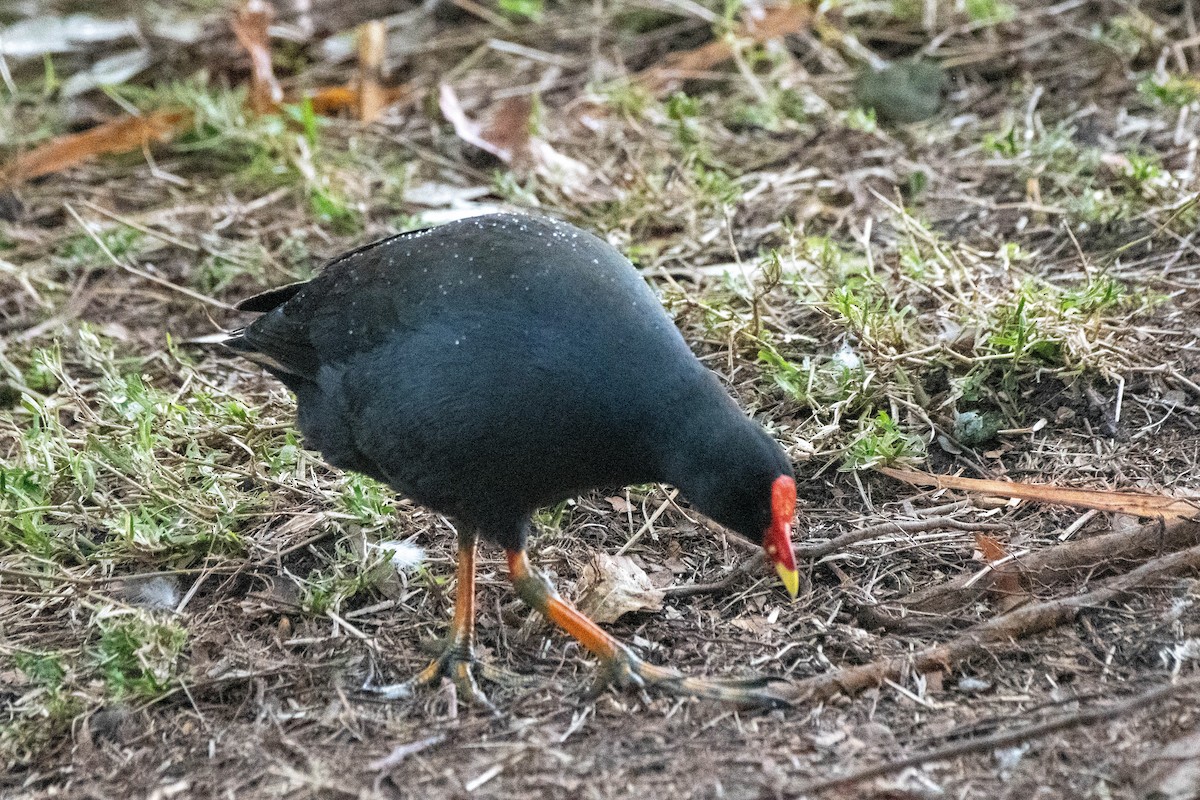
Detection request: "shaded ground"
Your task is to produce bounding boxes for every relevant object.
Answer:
[2,1,1200,798]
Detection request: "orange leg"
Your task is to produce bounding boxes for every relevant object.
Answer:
[506,549,789,707]
[402,531,492,707]
[450,529,477,639]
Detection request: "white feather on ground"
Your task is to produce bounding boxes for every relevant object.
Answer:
[373,539,426,572]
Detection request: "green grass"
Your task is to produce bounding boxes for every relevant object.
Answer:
[842,410,926,471]
[1,650,84,764]
[57,226,145,267]
[1,339,252,567]
[0,321,419,763]
[1138,72,1200,108]
[94,611,189,698]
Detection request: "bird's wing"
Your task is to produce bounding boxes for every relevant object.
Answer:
[225,225,440,380]
[235,280,308,312]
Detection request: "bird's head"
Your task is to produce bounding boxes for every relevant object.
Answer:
[676,460,799,599]
[660,378,800,598]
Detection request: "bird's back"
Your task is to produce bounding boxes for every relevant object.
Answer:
[227,214,716,533]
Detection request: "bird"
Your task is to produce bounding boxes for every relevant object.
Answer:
[224,212,798,707]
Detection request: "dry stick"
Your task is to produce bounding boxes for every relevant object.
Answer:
[868,518,1200,624]
[780,541,1200,704]
[356,21,387,123]
[796,516,1006,560]
[879,467,1200,521]
[794,674,1200,795]
[665,515,1004,597]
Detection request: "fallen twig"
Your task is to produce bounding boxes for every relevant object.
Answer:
[880,467,1200,521]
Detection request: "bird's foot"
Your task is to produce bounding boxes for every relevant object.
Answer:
[368,643,498,712]
[593,645,791,708]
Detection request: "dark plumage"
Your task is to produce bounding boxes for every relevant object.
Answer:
[226,212,798,706]
[227,213,790,549]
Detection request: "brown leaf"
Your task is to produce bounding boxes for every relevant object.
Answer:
[439,85,600,200]
[305,86,359,115]
[880,467,1200,520]
[574,552,665,624]
[635,2,814,96]
[973,532,1008,564]
[439,84,523,163]
[231,0,283,114]
[298,84,413,117]
[606,495,634,513]
[2,109,191,185]
[973,532,1025,611]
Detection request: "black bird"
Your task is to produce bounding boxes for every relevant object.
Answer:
[225,213,798,706]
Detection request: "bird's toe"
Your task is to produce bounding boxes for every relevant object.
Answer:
[589,650,649,698]
[366,643,501,710]
[591,651,792,709]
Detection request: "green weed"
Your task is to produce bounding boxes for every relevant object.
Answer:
[842,410,925,471]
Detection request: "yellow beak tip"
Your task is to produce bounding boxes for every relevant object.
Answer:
[774,563,800,600]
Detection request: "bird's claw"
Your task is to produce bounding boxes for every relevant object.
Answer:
[367,643,498,713]
[591,646,792,709]
[589,645,647,697]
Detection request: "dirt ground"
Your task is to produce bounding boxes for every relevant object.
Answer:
[2,1,1200,798]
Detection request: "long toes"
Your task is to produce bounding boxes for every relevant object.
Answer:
[449,660,499,714]
[595,654,792,709]
[667,675,793,708]
[367,645,500,709]
[475,662,527,688]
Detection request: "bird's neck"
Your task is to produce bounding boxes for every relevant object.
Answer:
[652,373,762,493]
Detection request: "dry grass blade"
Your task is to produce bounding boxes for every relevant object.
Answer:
[231,0,283,113]
[880,467,1200,521]
[63,203,236,310]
